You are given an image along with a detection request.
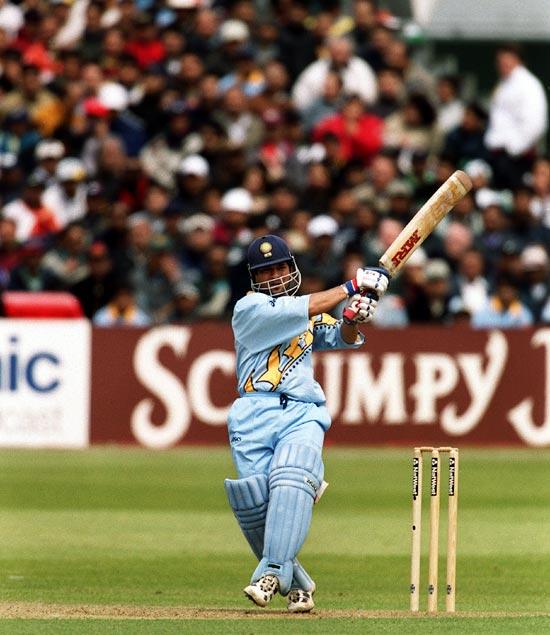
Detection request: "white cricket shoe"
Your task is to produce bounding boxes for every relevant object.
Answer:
[243,574,279,607]
[287,588,315,613]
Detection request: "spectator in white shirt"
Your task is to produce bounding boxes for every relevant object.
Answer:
[484,44,548,189]
[42,158,88,228]
[436,75,464,135]
[292,36,377,112]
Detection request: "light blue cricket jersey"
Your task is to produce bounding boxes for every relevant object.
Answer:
[231,293,365,404]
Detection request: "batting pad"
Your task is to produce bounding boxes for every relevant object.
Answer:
[252,443,323,595]
[224,473,316,593]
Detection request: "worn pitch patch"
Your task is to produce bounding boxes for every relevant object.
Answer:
[1,604,550,620]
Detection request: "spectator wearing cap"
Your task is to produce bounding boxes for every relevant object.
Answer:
[485,44,548,189]
[519,244,549,322]
[214,187,253,247]
[2,170,60,241]
[472,272,533,329]
[169,279,201,323]
[8,238,60,291]
[42,157,87,228]
[34,139,65,185]
[292,36,377,112]
[297,214,342,289]
[93,278,151,326]
[0,65,63,136]
[140,101,200,190]
[180,212,215,285]
[96,81,146,156]
[443,102,490,165]
[42,221,90,287]
[173,154,210,214]
[70,240,118,318]
[206,18,250,78]
[407,258,453,324]
[313,94,383,166]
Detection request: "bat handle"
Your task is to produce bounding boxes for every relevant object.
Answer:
[362,266,391,301]
[342,267,391,321]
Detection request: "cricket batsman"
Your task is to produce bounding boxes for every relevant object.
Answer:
[224,234,388,612]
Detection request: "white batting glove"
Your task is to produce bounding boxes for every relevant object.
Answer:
[341,267,389,298]
[343,293,378,324]
[355,268,389,297]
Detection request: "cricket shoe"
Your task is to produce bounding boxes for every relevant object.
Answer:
[243,574,279,607]
[287,588,315,613]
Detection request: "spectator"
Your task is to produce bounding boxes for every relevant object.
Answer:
[70,240,118,318]
[276,1,317,83]
[485,44,548,189]
[169,280,201,323]
[297,214,341,289]
[34,139,65,185]
[0,152,24,206]
[435,75,464,136]
[8,239,59,291]
[472,273,533,328]
[196,244,231,318]
[0,216,20,289]
[450,248,490,315]
[443,102,490,165]
[519,244,549,322]
[300,71,343,133]
[2,170,60,241]
[292,36,377,112]
[313,94,383,166]
[529,158,550,229]
[93,278,151,326]
[383,92,438,158]
[42,221,90,287]
[406,258,453,324]
[371,67,405,120]
[42,157,88,228]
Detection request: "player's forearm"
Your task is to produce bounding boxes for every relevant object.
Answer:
[340,320,359,344]
[307,286,348,317]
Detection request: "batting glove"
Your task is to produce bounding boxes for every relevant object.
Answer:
[343,293,378,324]
[342,267,389,298]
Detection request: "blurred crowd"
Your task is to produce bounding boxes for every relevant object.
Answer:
[0,0,549,327]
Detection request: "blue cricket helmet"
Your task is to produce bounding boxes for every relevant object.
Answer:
[247,235,293,271]
[247,235,301,296]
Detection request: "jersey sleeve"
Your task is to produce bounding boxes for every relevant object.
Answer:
[232,293,310,353]
[311,313,365,351]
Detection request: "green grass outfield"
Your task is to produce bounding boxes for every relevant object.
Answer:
[0,447,549,633]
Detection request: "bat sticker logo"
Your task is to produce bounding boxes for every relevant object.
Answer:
[391,229,421,267]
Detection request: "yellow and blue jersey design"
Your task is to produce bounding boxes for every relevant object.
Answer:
[232,293,364,403]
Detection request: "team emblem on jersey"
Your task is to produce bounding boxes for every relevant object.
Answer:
[260,241,273,257]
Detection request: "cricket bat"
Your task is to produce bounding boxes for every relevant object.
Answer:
[343,170,472,320]
[378,170,472,278]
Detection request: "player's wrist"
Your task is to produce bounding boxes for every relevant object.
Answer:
[342,279,359,297]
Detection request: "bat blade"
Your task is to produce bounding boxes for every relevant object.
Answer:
[379,170,472,277]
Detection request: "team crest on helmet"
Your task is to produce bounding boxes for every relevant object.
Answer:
[260,241,273,257]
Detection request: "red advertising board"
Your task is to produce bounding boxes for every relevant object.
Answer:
[91,324,550,448]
